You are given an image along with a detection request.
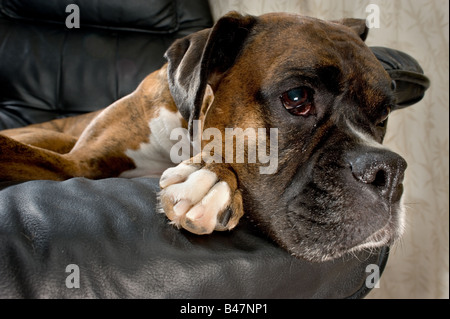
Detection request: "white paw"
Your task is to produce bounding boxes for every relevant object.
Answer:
[159,163,241,235]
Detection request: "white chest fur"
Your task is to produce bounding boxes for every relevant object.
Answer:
[119,108,187,178]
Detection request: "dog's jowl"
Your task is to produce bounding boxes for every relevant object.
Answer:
[0,12,422,262]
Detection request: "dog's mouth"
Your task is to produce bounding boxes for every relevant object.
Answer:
[302,222,403,263]
[278,195,406,262]
[318,204,405,262]
[348,206,405,256]
[350,223,397,253]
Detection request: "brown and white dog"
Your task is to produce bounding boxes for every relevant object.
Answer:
[0,12,409,262]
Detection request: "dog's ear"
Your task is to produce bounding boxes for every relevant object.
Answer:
[336,18,369,41]
[165,12,257,136]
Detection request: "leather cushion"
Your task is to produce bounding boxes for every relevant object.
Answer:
[0,177,388,298]
[0,0,213,129]
[371,46,430,108]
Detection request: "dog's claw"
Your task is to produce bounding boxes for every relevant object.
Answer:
[218,208,233,228]
[159,163,243,235]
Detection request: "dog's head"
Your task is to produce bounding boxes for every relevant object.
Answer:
[165,12,413,262]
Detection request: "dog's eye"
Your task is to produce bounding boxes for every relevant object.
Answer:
[280,87,315,116]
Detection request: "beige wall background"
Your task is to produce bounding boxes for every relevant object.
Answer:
[208,0,449,299]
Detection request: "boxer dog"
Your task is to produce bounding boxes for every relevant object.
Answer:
[0,12,411,262]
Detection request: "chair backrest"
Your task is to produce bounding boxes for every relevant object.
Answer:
[0,0,213,129]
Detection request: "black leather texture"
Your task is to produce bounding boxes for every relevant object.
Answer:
[0,0,213,129]
[1,0,179,33]
[371,46,430,108]
[0,177,388,299]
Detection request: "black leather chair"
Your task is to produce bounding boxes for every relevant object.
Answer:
[0,0,429,299]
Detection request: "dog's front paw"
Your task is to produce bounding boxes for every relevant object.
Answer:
[159,162,243,235]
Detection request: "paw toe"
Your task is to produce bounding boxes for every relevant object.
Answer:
[159,167,244,235]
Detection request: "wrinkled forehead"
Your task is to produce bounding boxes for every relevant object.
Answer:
[257,14,361,42]
[240,14,393,104]
[248,15,379,69]
[251,15,378,67]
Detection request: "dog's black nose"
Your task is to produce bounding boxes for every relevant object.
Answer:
[349,150,407,203]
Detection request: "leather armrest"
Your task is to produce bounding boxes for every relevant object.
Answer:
[0,177,387,299]
[370,47,430,108]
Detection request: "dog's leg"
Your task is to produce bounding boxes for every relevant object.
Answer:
[0,110,102,154]
[158,153,244,235]
[0,110,114,180]
[1,129,77,154]
[0,134,81,180]
[0,102,142,181]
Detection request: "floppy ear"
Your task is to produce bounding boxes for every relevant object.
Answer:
[335,18,369,41]
[164,12,257,137]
